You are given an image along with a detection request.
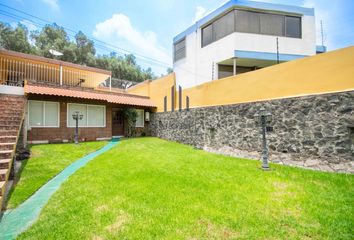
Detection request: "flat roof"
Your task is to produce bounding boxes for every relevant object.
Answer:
[0,48,112,75]
[173,0,314,43]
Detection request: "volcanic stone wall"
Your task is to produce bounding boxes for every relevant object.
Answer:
[149,91,354,173]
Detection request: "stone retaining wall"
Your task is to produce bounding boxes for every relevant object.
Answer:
[149,91,354,173]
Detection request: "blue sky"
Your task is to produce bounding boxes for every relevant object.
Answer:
[0,0,353,74]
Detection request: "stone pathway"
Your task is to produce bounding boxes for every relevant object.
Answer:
[0,139,119,240]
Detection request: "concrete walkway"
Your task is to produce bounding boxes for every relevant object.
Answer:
[0,139,119,240]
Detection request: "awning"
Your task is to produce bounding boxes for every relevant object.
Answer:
[24,84,156,108]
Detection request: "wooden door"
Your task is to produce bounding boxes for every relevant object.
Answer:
[112,109,124,136]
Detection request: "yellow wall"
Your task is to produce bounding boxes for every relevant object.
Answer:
[183,46,354,108]
[130,46,354,112]
[127,73,176,112]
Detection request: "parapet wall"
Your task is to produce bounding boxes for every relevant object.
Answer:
[150,91,354,173]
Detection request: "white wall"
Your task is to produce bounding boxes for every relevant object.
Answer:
[174,14,316,89]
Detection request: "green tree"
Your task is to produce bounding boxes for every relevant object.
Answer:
[0,23,34,54]
[31,23,75,60]
[75,31,96,66]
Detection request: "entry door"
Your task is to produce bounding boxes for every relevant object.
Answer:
[112,109,124,136]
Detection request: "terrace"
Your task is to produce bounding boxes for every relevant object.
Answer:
[0,49,137,92]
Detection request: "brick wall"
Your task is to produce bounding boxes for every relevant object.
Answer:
[27,95,113,142]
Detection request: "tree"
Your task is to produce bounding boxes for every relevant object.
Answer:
[0,23,34,54]
[31,23,74,59]
[75,31,95,66]
[166,67,173,74]
[1,21,157,83]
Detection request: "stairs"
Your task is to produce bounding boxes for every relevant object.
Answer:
[0,94,25,209]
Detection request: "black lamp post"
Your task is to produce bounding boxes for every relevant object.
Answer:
[254,107,272,170]
[72,111,83,144]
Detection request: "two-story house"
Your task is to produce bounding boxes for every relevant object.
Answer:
[173,0,318,88]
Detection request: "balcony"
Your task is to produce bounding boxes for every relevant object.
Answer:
[0,49,111,89]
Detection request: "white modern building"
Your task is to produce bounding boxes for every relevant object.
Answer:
[173,0,319,89]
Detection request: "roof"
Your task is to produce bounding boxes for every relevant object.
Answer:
[0,48,111,75]
[173,0,314,43]
[25,84,156,108]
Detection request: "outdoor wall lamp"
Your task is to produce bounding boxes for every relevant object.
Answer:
[254,107,272,170]
[72,111,83,144]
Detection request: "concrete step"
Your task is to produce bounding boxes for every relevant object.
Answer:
[0,150,13,159]
[0,125,20,131]
[0,120,22,126]
[0,130,19,136]
[0,169,8,181]
[0,136,17,143]
[0,159,11,169]
[0,116,22,120]
[0,143,16,151]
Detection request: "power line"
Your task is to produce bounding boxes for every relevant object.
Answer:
[0,10,170,69]
[0,4,213,80]
[0,3,172,67]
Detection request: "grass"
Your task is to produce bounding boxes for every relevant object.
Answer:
[17,137,353,239]
[7,141,107,209]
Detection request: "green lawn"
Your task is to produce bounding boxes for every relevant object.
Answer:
[7,141,107,209]
[17,138,353,239]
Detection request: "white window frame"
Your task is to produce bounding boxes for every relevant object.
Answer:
[67,103,106,128]
[27,100,60,128]
[135,109,144,128]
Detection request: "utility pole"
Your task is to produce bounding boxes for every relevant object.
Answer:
[320,20,324,46]
[276,37,279,64]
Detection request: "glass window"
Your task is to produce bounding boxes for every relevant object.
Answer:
[235,10,260,34]
[28,101,44,127]
[202,24,213,47]
[87,105,105,127]
[213,11,235,41]
[286,16,301,38]
[68,104,87,127]
[44,102,59,127]
[260,13,284,36]
[28,101,59,127]
[174,38,186,62]
[135,109,144,127]
[68,103,105,127]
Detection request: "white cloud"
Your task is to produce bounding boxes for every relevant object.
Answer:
[93,14,171,74]
[41,0,59,11]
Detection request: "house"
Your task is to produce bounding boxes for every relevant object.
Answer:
[173,0,319,88]
[0,49,156,144]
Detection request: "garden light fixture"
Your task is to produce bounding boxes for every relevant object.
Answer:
[72,111,83,144]
[254,107,272,170]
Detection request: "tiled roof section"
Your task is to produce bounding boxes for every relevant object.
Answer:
[24,84,156,108]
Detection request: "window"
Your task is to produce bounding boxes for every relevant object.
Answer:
[202,24,213,47]
[28,100,59,127]
[260,13,284,36]
[286,16,301,38]
[235,10,260,34]
[173,38,186,62]
[213,11,235,41]
[135,109,144,128]
[202,9,302,47]
[67,103,106,127]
